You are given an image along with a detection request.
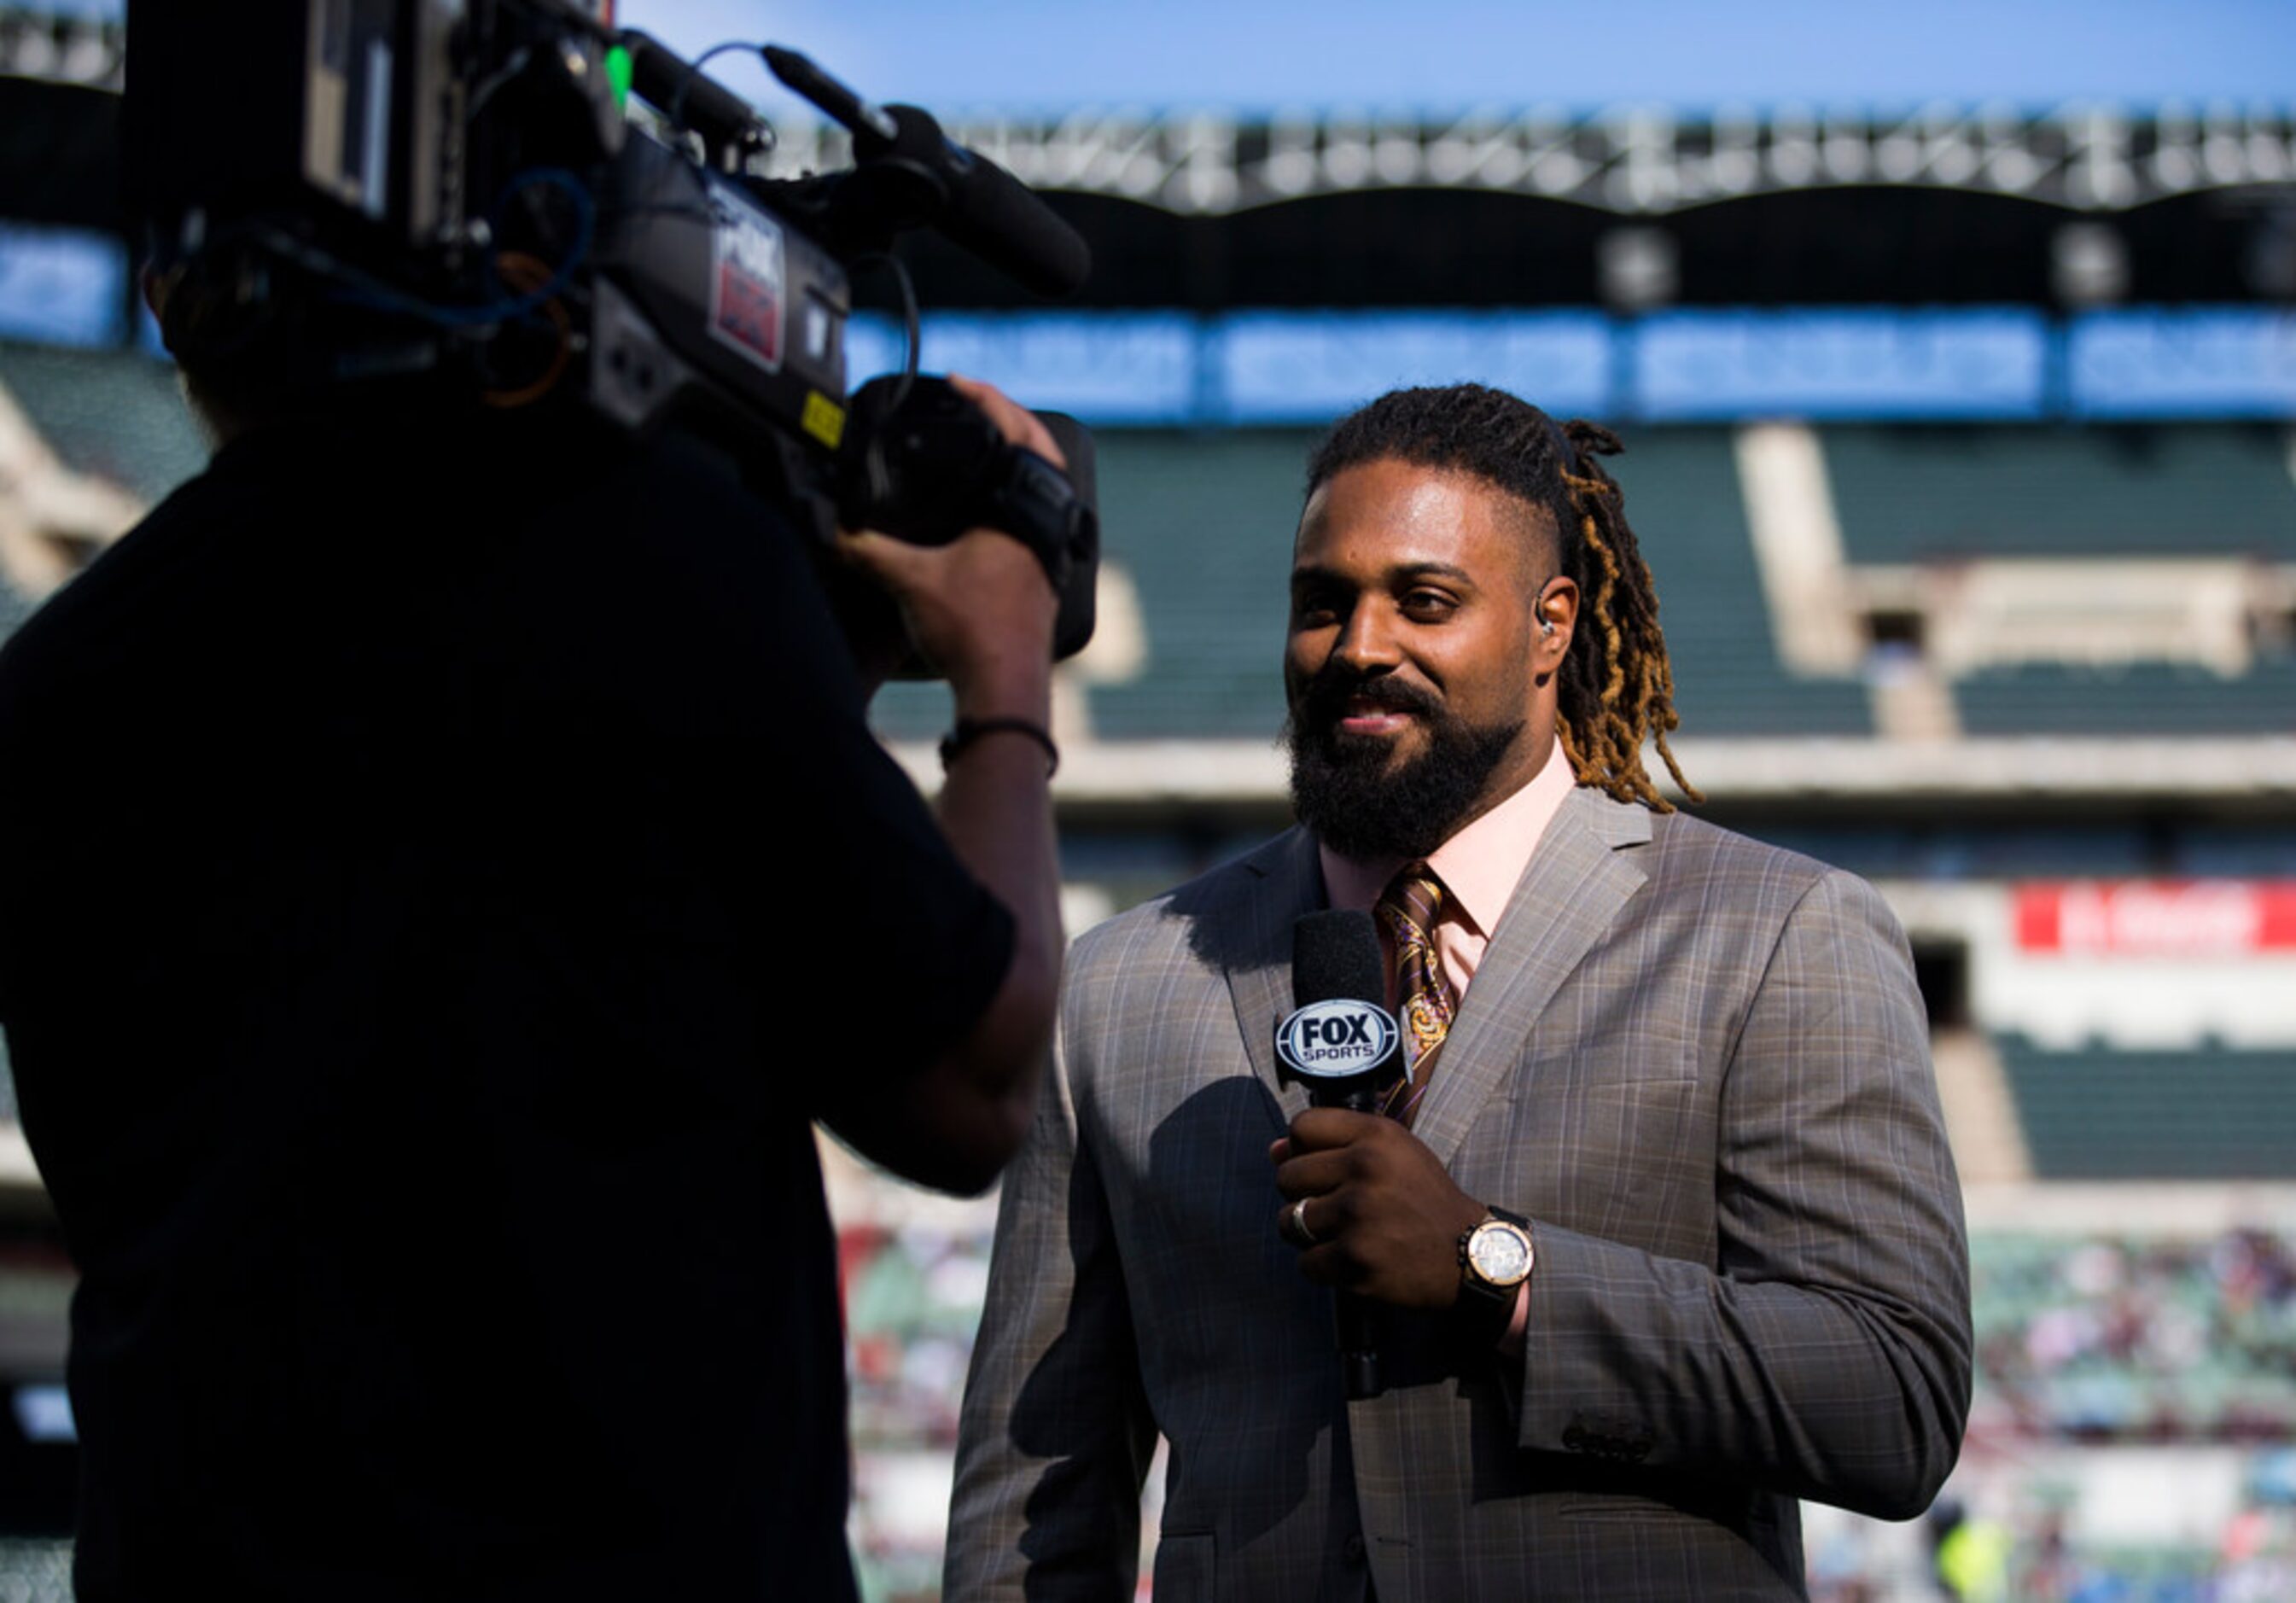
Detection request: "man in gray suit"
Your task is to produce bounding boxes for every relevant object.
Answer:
[947,385,1972,1600]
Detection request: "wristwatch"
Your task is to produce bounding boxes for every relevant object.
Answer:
[1457,1207,1535,1325]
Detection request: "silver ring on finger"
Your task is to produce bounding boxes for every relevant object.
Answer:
[1291,1196,1320,1246]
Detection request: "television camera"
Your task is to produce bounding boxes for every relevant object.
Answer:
[121,0,1099,664]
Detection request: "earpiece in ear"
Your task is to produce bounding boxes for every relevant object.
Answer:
[1533,575,1563,638]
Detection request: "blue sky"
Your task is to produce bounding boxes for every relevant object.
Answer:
[616,0,2296,119]
[50,1,2296,114]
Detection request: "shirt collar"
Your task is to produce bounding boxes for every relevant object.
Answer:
[1319,738,1578,926]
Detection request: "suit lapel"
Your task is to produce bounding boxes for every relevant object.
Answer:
[1221,827,1325,1127]
[1410,787,1653,1168]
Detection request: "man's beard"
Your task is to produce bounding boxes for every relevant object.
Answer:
[1282,671,1525,863]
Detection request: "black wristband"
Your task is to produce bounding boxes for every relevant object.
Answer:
[939,716,1058,777]
[1450,1276,1520,1356]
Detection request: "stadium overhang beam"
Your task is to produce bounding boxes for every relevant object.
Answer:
[781,104,2296,221]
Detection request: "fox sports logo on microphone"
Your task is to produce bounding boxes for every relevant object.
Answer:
[1274,1000,1399,1079]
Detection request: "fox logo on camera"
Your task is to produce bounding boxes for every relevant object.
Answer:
[1274,999,1399,1080]
[708,190,786,375]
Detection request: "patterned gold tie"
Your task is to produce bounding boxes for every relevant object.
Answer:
[1375,865,1457,1125]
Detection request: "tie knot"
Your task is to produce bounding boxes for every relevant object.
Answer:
[1376,865,1445,938]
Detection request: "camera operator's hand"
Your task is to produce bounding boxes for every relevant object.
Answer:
[818,374,1064,1196]
[835,375,1062,720]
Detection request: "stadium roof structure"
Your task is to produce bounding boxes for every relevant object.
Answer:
[783,102,2296,217]
[828,105,2296,309]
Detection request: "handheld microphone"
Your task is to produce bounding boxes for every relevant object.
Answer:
[1279,909,1405,1399]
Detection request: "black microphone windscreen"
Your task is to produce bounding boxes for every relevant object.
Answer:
[1293,909,1385,1006]
[1288,908,1392,1399]
[879,105,1092,298]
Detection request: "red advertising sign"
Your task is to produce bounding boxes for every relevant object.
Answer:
[2016,882,2296,955]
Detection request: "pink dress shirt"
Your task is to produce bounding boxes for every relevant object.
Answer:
[1314,738,1579,1352]
[1318,738,1579,995]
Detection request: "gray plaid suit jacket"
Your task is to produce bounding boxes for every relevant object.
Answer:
[947,788,1972,1602]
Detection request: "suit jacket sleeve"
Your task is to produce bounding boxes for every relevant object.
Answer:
[1512,867,1973,1520]
[946,1000,1157,1601]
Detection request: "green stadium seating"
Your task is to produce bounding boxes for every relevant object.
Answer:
[858,430,1310,743]
[1081,430,1311,740]
[0,341,207,505]
[1957,660,2296,735]
[1822,423,2296,735]
[1611,428,1872,737]
[1996,1034,2296,1180]
[1823,423,2296,563]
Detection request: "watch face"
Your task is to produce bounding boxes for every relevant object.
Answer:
[1470,1221,1533,1285]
